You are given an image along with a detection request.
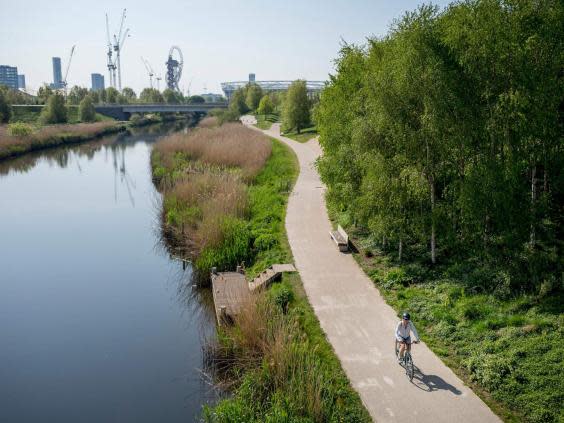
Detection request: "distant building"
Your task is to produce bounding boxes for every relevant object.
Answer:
[221,73,325,100]
[51,57,63,89]
[17,74,26,90]
[0,65,18,90]
[201,93,224,103]
[91,73,105,91]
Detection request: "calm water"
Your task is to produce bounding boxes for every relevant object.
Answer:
[0,124,218,422]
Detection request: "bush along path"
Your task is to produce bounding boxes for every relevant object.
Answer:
[151,120,370,421]
[244,119,501,423]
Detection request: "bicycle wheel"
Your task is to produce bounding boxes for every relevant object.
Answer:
[405,353,414,381]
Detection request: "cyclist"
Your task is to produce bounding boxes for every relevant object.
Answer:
[395,312,420,361]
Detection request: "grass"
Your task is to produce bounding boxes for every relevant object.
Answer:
[152,125,370,421]
[201,136,369,422]
[151,123,274,276]
[255,113,279,130]
[204,274,371,423]
[336,219,564,423]
[282,125,317,143]
[0,121,126,160]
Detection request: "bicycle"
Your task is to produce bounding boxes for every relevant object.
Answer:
[395,339,417,381]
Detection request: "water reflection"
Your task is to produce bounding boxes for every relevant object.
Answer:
[0,120,219,423]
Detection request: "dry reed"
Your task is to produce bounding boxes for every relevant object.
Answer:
[197,116,218,129]
[154,123,271,181]
[0,122,119,159]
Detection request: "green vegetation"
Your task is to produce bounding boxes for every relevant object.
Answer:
[255,112,279,130]
[317,1,563,422]
[67,86,89,105]
[7,122,33,136]
[152,120,368,421]
[40,93,68,124]
[282,80,311,134]
[245,83,263,111]
[79,96,96,122]
[257,94,274,116]
[283,125,317,143]
[204,273,371,423]
[0,121,126,160]
[0,89,12,123]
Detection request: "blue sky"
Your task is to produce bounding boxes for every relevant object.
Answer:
[0,0,452,95]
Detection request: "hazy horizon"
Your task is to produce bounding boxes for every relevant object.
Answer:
[1,0,451,95]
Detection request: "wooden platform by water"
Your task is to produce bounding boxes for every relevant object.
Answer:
[211,263,297,325]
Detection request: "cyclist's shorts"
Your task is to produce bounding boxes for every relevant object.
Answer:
[400,336,411,343]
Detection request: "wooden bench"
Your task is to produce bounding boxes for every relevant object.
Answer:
[329,225,349,252]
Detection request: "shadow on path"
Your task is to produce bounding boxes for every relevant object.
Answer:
[411,366,462,395]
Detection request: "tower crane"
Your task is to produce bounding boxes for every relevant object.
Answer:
[105,14,115,88]
[141,56,154,89]
[105,9,130,90]
[62,45,76,95]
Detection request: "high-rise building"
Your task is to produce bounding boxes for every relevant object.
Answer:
[91,73,105,92]
[0,65,18,90]
[249,73,256,83]
[17,74,26,90]
[51,57,63,89]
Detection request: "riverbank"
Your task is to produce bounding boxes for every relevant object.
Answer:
[0,114,186,161]
[342,224,563,423]
[151,121,370,421]
[0,122,127,160]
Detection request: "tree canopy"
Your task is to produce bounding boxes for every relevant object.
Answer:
[79,95,96,122]
[40,93,68,124]
[316,0,564,292]
[245,83,263,111]
[257,94,274,115]
[282,80,310,133]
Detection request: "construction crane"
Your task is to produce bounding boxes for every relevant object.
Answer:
[105,9,130,90]
[105,14,115,88]
[62,45,76,95]
[141,56,154,89]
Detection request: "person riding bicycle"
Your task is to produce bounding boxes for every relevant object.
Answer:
[395,312,420,361]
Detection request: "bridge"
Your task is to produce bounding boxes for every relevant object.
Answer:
[94,102,228,120]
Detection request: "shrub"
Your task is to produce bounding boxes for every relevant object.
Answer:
[7,122,33,136]
[40,93,67,124]
[0,89,11,123]
[79,96,96,122]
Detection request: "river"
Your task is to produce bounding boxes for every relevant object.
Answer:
[0,123,218,422]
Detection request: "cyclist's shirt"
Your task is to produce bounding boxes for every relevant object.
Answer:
[395,320,420,342]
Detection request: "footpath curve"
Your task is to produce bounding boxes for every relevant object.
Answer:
[244,118,500,423]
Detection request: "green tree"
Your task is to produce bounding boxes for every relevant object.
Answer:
[37,85,54,105]
[139,88,164,103]
[67,86,88,105]
[105,87,119,104]
[89,90,100,104]
[229,88,248,116]
[121,87,137,102]
[245,83,263,111]
[187,95,205,104]
[257,94,274,115]
[282,80,310,133]
[0,88,12,123]
[40,93,68,124]
[79,95,96,122]
[163,88,181,104]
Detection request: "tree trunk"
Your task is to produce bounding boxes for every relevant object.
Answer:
[430,177,436,264]
[382,236,387,249]
[530,165,537,246]
[398,237,403,262]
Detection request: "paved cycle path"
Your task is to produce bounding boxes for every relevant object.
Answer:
[244,118,500,422]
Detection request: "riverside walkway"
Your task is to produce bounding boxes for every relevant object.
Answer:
[243,117,500,423]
